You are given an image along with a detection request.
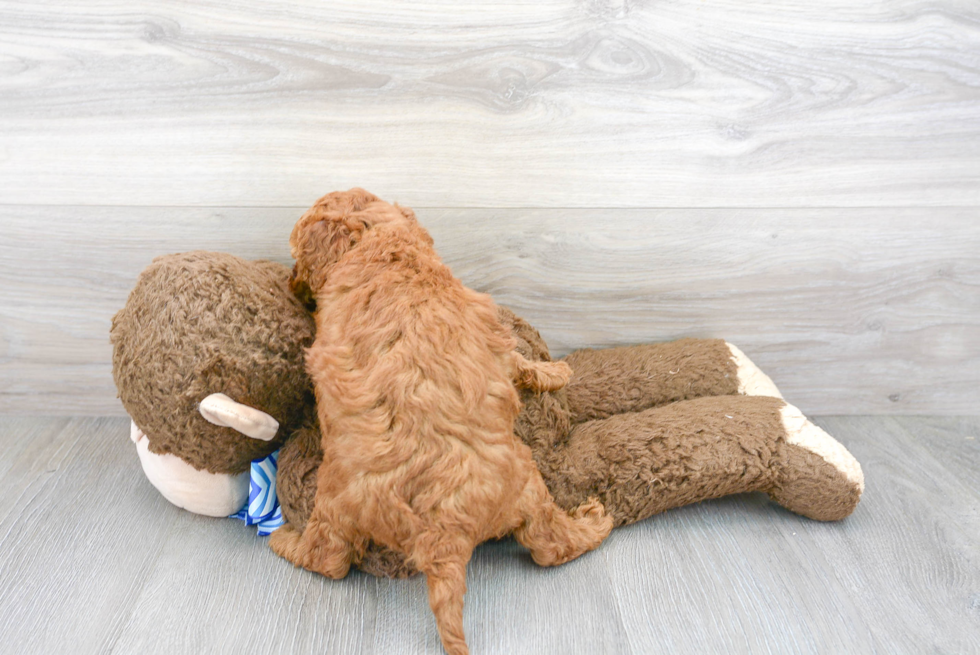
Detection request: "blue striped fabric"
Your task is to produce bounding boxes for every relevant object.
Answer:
[229,449,286,536]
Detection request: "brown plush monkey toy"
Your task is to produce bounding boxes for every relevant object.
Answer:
[112,248,863,579]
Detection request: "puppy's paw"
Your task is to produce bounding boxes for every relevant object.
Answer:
[541,360,572,390]
[572,497,614,540]
[269,523,304,563]
[572,497,606,521]
[517,359,572,392]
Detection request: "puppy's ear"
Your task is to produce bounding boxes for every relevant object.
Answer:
[397,205,417,222]
[289,263,317,311]
[394,205,433,246]
[318,215,369,260]
[292,215,368,290]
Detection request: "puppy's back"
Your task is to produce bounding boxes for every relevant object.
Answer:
[310,220,522,460]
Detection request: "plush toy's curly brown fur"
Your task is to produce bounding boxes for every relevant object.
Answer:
[270,189,612,655]
[110,251,315,474]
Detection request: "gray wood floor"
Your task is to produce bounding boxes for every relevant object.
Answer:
[1,415,977,654]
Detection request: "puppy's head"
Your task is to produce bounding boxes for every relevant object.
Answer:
[289,188,424,296]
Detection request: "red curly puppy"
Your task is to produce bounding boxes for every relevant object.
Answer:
[270,189,613,655]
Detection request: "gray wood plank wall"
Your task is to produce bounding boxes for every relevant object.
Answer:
[3,0,980,207]
[1,1,978,416]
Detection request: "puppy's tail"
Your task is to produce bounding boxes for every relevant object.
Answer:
[415,542,472,655]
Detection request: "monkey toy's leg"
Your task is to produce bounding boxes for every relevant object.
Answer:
[544,339,862,523]
[561,338,781,422]
[548,395,863,526]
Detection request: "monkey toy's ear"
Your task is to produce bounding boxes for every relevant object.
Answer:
[198,393,279,441]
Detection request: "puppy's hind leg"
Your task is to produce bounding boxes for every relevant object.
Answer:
[413,536,474,655]
[512,352,572,392]
[513,471,613,567]
[269,505,360,579]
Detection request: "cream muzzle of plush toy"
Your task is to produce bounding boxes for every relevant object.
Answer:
[131,393,279,517]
